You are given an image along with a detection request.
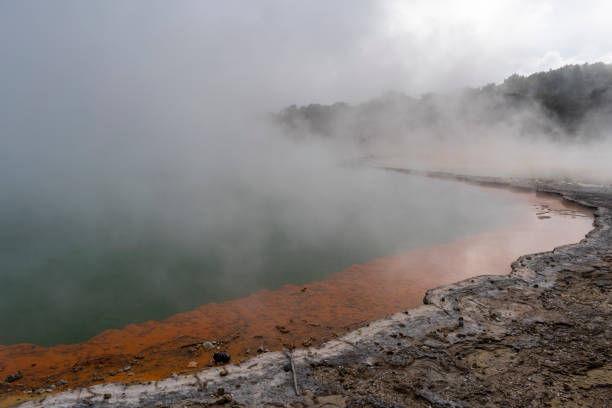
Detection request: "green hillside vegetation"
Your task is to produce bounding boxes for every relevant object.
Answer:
[277,63,612,143]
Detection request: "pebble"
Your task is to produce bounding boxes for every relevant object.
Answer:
[213,351,231,364]
[215,394,232,404]
[5,371,23,383]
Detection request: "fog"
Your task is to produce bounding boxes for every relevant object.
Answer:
[2,1,612,199]
[278,80,612,183]
[1,1,611,344]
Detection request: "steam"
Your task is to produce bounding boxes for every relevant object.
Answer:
[1,1,611,344]
[2,0,612,190]
[277,83,612,183]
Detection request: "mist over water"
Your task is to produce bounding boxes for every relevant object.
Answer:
[0,1,610,346]
[1,162,526,346]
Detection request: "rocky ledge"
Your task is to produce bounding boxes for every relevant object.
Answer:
[13,173,612,407]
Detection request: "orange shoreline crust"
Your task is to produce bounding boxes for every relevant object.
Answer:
[0,190,593,406]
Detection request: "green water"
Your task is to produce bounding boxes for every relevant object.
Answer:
[0,169,521,346]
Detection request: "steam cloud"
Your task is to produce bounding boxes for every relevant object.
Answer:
[0,1,611,343]
[2,1,612,199]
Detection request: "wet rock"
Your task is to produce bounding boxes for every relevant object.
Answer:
[5,371,23,383]
[213,351,231,364]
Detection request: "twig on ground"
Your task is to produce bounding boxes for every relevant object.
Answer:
[286,349,300,396]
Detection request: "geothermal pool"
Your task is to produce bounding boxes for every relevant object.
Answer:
[0,169,594,401]
[0,168,542,347]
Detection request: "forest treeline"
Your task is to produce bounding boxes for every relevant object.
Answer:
[276,63,612,144]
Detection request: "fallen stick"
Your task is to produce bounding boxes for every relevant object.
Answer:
[286,349,300,396]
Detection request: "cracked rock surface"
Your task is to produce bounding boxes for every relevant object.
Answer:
[13,175,612,407]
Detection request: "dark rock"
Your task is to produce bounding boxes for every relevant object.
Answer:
[5,371,22,383]
[213,351,231,364]
[215,394,232,404]
[593,279,612,288]
[393,384,412,394]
